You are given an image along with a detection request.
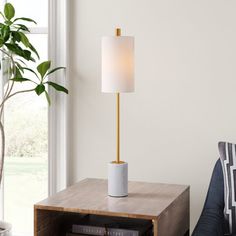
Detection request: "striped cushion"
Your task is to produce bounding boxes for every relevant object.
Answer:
[219,142,236,234]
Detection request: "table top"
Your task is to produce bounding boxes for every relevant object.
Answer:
[35,178,189,220]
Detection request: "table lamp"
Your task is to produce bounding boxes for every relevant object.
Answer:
[102,28,134,197]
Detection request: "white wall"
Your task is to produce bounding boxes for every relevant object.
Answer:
[67,0,236,231]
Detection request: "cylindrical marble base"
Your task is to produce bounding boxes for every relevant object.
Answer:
[108,162,128,197]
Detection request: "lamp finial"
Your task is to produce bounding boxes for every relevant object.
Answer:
[116,28,121,37]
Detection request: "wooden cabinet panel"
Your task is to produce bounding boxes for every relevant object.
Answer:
[34,179,190,236]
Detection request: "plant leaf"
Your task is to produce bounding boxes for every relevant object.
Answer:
[29,56,36,62]
[46,81,68,94]
[5,43,32,61]
[13,17,37,24]
[15,67,22,78]
[35,84,45,95]
[4,3,15,20]
[0,38,4,47]
[29,43,39,59]
[5,43,20,52]
[14,24,30,32]
[15,62,24,72]
[44,90,51,105]
[46,67,65,77]
[1,25,10,41]
[21,67,40,79]
[11,77,30,82]
[23,49,31,60]
[11,31,21,42]
[19,32,30,47]
[37,61,51,79]
[16,58,26,66]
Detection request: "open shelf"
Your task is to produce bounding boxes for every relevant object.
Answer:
[35,210,153,236]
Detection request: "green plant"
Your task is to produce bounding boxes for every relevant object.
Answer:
[0,3,68,183]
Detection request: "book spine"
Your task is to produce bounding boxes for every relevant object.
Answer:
[72,225,139,236]
[72,225,105,236]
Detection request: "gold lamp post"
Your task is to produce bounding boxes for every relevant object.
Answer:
[102,28,134,197]
[116,28,121,164]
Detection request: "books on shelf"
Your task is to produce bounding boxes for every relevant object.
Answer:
[66,234,87,236]
[72,224,143,236]
[67,215,152,236]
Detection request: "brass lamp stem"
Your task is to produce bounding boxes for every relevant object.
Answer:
[116,93,120,163]
[116,27,121,164]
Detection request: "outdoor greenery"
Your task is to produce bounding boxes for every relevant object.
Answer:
[0,2,68,182]
[5,156,47,235]
[5,99,47,157]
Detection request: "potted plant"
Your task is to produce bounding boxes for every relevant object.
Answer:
[0,3,68,234]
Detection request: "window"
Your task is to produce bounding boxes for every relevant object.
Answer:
[0,0,67,234]
[3,1,49,236]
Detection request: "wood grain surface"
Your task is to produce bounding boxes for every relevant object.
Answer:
[34,178,190,236]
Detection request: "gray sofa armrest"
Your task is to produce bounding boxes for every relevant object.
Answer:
[192,208,224,236]
[192,159,226,236]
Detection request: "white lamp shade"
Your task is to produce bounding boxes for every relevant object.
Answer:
[102,36,134,93]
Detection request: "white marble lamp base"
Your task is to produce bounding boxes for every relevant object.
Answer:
[108,162,128,197]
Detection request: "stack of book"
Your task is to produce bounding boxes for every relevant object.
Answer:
[66,215,153,236]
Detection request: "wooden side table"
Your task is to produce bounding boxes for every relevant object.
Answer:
[34,178,189,236]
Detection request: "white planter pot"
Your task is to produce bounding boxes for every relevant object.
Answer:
[0,221,12,236]
[108,162,128,197]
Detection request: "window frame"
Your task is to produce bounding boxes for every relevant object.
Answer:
[48,0,68,196]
